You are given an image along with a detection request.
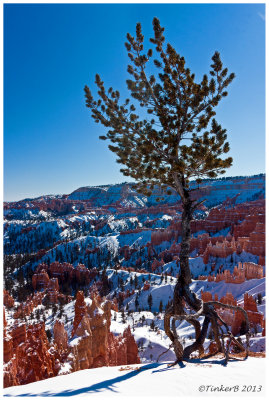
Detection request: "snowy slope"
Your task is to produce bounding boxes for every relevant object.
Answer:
[67,174,265,208]
[4,358,266,398]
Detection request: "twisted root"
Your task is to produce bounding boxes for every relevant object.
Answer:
[163,297,250,363]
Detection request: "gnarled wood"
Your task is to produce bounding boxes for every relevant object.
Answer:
[164,289,251,363]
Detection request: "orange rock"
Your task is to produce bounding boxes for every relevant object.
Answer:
[32,269,50,290]
[4,290,15,308]
[201,290,212,302]
[53,320,68,350]
[143,281,150,291]
[71,315,93,370]
[4,322,59,388]
[70,292,140,373]
[15,323,58,385]
[14,292,44,319]
[72,291,87,337]
[219,292,237,306]
[208,262,263,284]
[34,262,97,289]
[151,229,174,246]
[47,278,60,303]
[123,326,140,364]
[4,292,140,388]
[3,358,18,388]
[4,335,13,363]
[11,324,26,349]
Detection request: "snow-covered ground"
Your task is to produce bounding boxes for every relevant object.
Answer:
[4,357,266,398]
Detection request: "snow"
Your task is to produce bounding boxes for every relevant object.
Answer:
[69,336,82,346]
[65,175,265,209]
[3,358,266,398]
[3,175,266,398]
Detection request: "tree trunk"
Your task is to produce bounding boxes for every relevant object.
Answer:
[176,196,202,311]
[179,198,192,287]
[163,191,250,363]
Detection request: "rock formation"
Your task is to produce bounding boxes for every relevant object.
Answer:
[32,269,50,291]
[3,322,59,388]
[4,290,15,308]
[201,291,264,337]
[69,291,140,372]
[53,321,68,351]
[13,292,44,319]
[33,262,98,290]
[207,262,264,284]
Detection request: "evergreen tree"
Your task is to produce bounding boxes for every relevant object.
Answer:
[118,295,124,310]
[135,295,139,311]
[46,329,52,342]
[147,293,153,311]
[85,17,249,362]
[121,309,126,323]
[100,269,111,296]
[257,293,262,305]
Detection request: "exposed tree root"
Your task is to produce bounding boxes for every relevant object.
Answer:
[163,291,250,364]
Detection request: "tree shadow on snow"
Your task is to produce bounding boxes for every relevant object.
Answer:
[5,363,161,397]
[186,356,246,367]
[152,355,245,372]
[151,360,186,373]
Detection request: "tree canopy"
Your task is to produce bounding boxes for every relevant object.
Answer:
[84,17,235,201]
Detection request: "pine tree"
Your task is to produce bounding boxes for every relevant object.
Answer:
[121,309,126,323]
[46,329,52,342]
[257,293,262,305]
[134,274,138,289]
[135,295,139,311]
[147,293,153,311]
[84,17,249,362]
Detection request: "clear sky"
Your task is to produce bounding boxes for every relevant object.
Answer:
[4,3,265,201]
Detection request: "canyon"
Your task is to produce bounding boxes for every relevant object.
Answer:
[3,174,266,388]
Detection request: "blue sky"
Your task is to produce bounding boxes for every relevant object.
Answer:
[4,3,265,201]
